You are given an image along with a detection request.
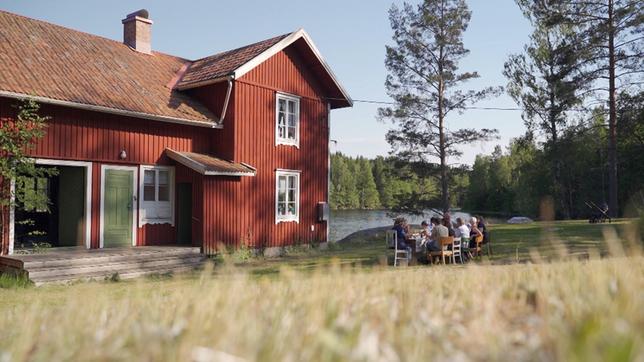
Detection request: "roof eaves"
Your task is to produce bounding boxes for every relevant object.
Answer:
[0,90,222,128]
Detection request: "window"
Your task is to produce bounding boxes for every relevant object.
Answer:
[275,170,300,223]
[276,93,300,147]
[21,177,50,212]
[140,166,174,225]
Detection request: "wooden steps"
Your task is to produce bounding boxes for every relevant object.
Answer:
[0,246,206,285]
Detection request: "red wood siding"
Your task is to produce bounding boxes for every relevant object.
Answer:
[200,46,330,251]
[0,97,215,252]
[1,44,336,255]
[27,103,212,165]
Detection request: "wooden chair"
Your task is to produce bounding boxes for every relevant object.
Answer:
[386,230,409,267]
[428,236,454,265]
[470,235,484,258]
[452,237,463,264]
[460,236,470,261]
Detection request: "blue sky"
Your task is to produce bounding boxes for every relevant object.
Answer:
[1,0,533,165]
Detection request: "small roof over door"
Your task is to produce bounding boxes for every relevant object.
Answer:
[166,148,256,176]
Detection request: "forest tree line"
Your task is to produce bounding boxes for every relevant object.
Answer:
[376,0,642,218]
[330,90,643,219]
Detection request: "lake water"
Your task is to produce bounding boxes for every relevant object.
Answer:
[329,209,471,242]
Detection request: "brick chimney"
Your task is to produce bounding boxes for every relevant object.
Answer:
[122,9,153,54]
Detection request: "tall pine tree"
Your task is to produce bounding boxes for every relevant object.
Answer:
[504,3,589,218]
[379,0,500,213]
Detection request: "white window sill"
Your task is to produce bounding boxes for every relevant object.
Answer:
[276,218,299,224]
[140,219,174,226]
[276,140,299,148]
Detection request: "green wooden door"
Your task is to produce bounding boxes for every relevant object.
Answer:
[58,166,86,246]
[103,169,134,247]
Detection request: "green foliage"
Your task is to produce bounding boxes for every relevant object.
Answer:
[330,153,463,211]
[0,98,55,248]
[464,91,644,219]
[0,272,33,289]
[330,153,359,209]
[379,0,500,212]
[356,158,380,209]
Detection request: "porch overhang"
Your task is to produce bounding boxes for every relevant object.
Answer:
[166,148,256,177]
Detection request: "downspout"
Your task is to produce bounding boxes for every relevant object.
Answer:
[219,76,233,125]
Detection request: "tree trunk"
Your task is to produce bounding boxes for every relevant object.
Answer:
[607,0,618,217]
[438,81,449,213]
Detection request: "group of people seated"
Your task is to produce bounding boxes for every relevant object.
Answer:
[391,213,489,262]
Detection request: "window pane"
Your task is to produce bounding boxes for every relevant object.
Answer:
[144,170,155,201]
[158,171,169,201]
[279,99,286,112]
[288,176,296,189]
[277,203,286,216]
[288,189,295,203]
[288,202,296,216]
[288,100,295,113]
[278,188,286,202]
[279,176,286,188]
[278,125,285,139]
[158,170,168,185]
[278,112,286,126]
[287,127,295,139]
[288,114,296,127]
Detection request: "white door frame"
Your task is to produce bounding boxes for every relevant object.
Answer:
[99,165,138,248]
[8,158,93,255]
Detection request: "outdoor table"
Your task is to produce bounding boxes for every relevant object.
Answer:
[406,238,418,265]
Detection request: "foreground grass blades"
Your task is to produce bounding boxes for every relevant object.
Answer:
[0,257,642,361]
[0,219,641,361]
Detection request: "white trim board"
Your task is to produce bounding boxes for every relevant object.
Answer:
[99,164,138,248]
[175,29,353,107]
[7,158,92,254]
[8,179,15,255]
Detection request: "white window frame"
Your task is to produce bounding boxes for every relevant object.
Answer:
[275,92,300,148]
[275,169,300,223]
[139,165,175,226]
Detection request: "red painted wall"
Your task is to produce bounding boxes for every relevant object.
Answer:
[0,97,218,252]
[1,43,335,255]
[199,46,330,251]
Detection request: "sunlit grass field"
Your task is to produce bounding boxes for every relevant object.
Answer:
[0,219,642,361]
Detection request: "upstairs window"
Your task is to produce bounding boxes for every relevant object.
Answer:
[276,93,300,147]
[275,170,300,223]
[140,166,174,225]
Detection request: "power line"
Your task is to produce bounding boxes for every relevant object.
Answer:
[326,97,602,112]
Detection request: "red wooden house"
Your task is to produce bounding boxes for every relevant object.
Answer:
[0,9,352,256]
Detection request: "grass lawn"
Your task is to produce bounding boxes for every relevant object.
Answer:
[0,219,642,361]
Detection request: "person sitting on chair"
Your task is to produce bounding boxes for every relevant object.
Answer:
[427,217,448,252]
[469,217,483,248]
[476,215,490,244]
[454,217,470,238]
[392,218,412,258]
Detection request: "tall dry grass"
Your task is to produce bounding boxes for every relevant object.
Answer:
[0,253,642,362]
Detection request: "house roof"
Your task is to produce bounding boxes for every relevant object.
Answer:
[176,33,291,89]
[0,10,352,126]
[166,148,256,176]
[0,10,220,127]
[176,29,353,108]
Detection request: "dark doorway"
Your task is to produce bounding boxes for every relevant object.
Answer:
[15,165,86,248]
[176,183,192,245]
